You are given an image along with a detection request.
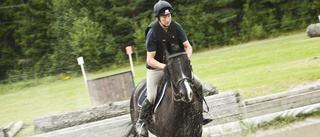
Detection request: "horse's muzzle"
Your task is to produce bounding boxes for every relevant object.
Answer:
[181,80,193,102]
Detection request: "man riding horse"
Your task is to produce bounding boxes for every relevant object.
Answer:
[135,1,217,136]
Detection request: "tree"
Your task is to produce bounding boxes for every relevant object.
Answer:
[69,15,117,70]
[14,0,55,77]
[0,0,26,81]
[240,0,279,40]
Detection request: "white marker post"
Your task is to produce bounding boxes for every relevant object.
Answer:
[319,15,320,22]
[126,46,135,77]
[77,57,88,88]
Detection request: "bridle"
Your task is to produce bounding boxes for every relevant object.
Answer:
[175,77,194,89]
[171,78,194,102]
[167,52,210,112]
[167,52,194,102]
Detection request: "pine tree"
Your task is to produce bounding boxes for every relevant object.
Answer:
[15,0,55,77]
[0,0,25,81]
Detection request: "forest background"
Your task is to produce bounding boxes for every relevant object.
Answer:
[1,0,320,83]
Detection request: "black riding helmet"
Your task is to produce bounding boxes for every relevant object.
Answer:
[153,0,173,17]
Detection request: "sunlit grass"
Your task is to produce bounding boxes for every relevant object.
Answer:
[191,32,320,99]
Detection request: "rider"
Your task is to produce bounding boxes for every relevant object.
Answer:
[135,1,217,136]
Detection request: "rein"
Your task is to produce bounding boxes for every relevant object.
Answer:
[171,81,183,102]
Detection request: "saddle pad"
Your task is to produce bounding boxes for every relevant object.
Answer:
[138,88,147,107]
[137,82,168,113]
[154,82,167,113]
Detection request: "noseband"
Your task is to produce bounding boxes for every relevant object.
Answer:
[176,77,194,88]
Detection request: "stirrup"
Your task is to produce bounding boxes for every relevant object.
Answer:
[136,119,148,137]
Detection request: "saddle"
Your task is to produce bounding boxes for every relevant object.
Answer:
[138,79,168,113]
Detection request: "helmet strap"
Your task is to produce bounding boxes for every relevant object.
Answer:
[158,17,168,28]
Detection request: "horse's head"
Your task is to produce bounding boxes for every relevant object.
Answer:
[164,52,194,102]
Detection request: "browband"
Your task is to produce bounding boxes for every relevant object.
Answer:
[168,52,187,59]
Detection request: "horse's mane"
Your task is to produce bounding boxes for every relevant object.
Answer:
[163,61,171,83]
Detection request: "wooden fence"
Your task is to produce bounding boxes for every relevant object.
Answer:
[87,71,134,106]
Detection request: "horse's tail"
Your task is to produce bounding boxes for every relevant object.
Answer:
[124,122,138,137]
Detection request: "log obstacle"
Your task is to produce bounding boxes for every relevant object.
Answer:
[33,100,130,132]
[0,121,24,137]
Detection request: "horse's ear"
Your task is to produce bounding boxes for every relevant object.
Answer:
[170,43,180,53]
[165,42,172,55]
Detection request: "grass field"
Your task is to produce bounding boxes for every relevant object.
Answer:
[0,31,319,136]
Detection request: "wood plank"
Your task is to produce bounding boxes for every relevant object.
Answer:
[240,84,320,106]
[240,90,320,118]
[87,71,134,106]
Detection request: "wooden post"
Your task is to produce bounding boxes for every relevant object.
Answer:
[126,46,135,77]
[77,57,88,89]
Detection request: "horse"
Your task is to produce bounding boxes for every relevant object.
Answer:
[128,52,203,137]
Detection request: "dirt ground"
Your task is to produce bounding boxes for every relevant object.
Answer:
[249,116,320,137]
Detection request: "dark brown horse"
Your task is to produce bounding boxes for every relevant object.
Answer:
[128,52,203,137]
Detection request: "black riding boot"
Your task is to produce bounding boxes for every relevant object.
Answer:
[135,99,152,137]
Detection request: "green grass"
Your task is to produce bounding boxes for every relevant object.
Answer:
[191,32,320,98]
[0,31,319,136]
[257,109,320,130]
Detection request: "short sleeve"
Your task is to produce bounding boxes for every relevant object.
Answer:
[175,22,188,43]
